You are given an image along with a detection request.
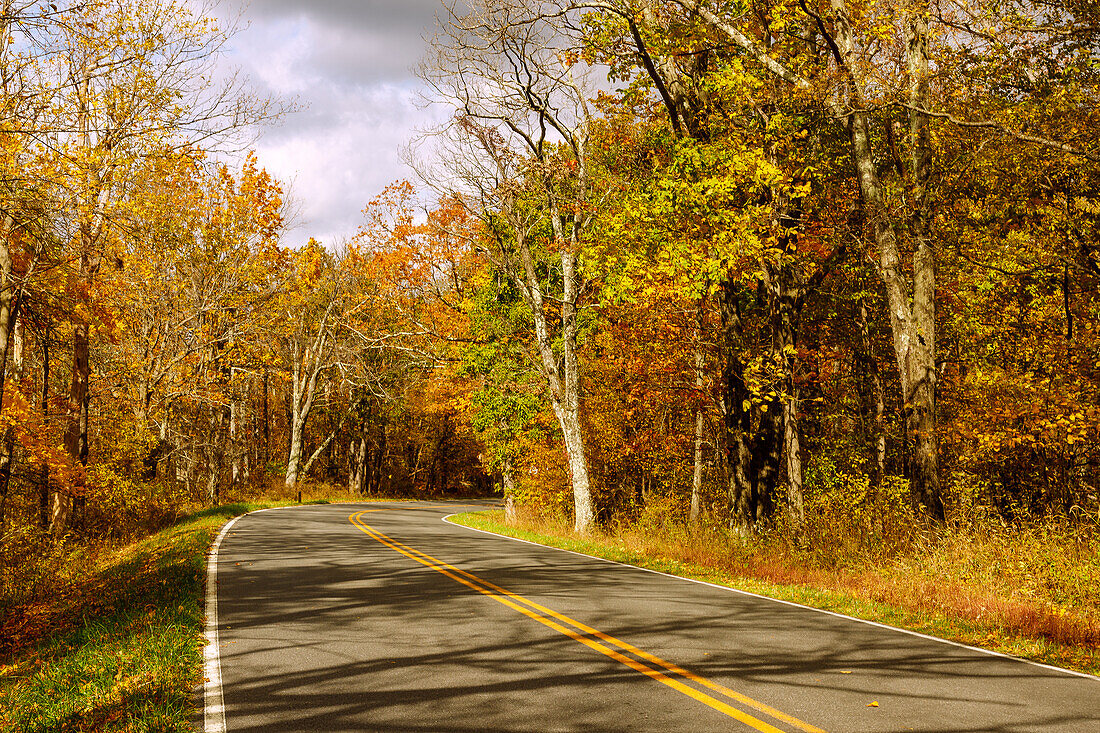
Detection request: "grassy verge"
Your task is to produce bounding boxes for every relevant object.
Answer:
[449,510,1100,677]
[0,501,299,733]
[0,490,474,732]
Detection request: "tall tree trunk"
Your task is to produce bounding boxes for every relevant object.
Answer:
[38,327,50,530]
[518,232,595,533]
[55,317,91,537]
[830,0,942,518]
[229,398,239,485]
[262,368,270,465]
[349,437,367,494]
[765,265,805,524]
[0,5,18,448]
[206,404,228,505]
[58,64,103,536]
[285,341,306,488]
[858,297,887,485]
[284,304,335,489]
[903,2,942,518]
[559,251,595,533]
[783,393,804,523]
[719,279,756,534]
[0,297,20,527]
[374,424,387,493]
[0,214,16,419]
[301,430,337,479]
[690,297,706,524]
[752,400,781,525]
[205,454,219,506]
[285,413,304,488]
[66,320,90,465]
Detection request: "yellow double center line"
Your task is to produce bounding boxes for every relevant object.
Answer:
[349,510,826,733]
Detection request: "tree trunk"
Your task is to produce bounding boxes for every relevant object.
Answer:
[690,407,705,524]
[783,393,804,524]
[903,2,942,519]
[752,400,781,525]
[0,214,16,418]
[502,456,517,523]
[690,297,706,524]
[285,413,303,488]
[518,232,595,533]
[61,64,103,534]
[0,301,21,527]
[206,405,228,505]
[858,297,887,485]
[558,250,595,533]
[301,430,336,480]
[349,437,367,494]
[284,340,306,488]
[766,263,804,524]
[66,320,90,468]
[284,304,335,489]
[229,398,239,485]
[38,329,50,530]
[54,317,91,537]
[719,278,756,534]
[262,368,270,465]
[206,457,219,505]
[830,0,942,518]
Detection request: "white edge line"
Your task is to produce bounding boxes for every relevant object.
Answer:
[441,512,1100,683]
[203,514,238,733]
[203,505,305,733]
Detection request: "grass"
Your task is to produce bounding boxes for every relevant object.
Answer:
[0,504,249,733]
[0,488,424,733]
[448,510,1100,677]
[0,497,333,733]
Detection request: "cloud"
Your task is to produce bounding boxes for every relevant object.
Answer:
[209,0,448,244]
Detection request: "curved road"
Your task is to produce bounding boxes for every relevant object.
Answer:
[206,502,1099,732]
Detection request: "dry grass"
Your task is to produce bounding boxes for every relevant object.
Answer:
[475,499,1100,674]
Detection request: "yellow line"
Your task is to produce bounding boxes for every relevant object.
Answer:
[349,511,827,733]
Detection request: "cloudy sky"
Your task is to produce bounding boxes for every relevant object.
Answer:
[212,0,449,245]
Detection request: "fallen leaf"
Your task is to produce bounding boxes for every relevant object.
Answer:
[867,701,879,707]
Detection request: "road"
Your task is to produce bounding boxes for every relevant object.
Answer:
[206,501,1099,732]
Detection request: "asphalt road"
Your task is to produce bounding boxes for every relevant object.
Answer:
[208,502,1099,732]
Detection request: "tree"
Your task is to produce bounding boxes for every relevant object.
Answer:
[579,1,848,530]
[279,239,344,490]
[105,152,285,503]
[39,0,276,529]
[419,0,602,532]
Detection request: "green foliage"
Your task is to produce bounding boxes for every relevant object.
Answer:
[459,259,550,481]
[794,455,918,567]
[589,132,773,303]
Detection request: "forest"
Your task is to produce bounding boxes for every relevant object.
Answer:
[0,0,1097,628]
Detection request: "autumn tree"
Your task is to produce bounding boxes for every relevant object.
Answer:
[277,239,345,490]
[36,0,275,529]
[100,151,285,504]
[419,0,603,532]
[573,1,852,530]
